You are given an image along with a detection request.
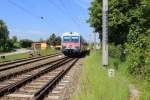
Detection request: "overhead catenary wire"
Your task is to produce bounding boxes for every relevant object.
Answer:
[7,0,51,26]
[48,0,81,32]
[8,0,41,20]
[58,0,81,30]
[47,0,66,16]
[8,0,84,33]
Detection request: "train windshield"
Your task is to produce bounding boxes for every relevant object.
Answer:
[71,36,79,42]
[63,36,79,42]
[63,36,71,42]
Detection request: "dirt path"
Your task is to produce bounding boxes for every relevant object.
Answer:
[0,49,32,56]
[129,84,139,100]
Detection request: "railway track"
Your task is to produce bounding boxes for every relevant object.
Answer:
[0,56,66,81]
[0,52,60,66]
[0,57,79,100]
[0,52,62,72]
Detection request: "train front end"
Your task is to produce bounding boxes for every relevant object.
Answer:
[61,32,81,56]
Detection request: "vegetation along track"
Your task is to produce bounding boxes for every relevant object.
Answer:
[0,52,62,72]
[0,57,78,100]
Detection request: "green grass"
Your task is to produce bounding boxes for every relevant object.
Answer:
[39,48,56,56]
[0,48,57,62]
[119,62,150,100]
[72,50,129,100]
[136,80,150,100]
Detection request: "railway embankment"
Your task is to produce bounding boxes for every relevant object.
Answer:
[72,50,130,100]
[69,49,149,100]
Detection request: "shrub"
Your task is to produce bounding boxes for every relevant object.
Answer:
[20,39,33,48]
[126,34,150,80]
[109,43,121,59]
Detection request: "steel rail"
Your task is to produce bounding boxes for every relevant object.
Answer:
[0,53,62,72]
[0,57,73,97]
[0,56,68,81]
[34,59,79,100]
[0,52,61,67]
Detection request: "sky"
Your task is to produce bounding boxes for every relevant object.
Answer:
[0,0,99,42]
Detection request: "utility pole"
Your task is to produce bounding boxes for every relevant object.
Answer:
[102,0,108,66]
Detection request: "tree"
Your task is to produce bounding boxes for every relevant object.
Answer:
[88,0,150,45]
[12,36,17,43]
[11,36,21,48]
[47,33,61,46]
[88,0,150,80]
[47,33,56,46]
[56,36,61,45]
[0,20,9,51]
[5,39,14,51]
[20,39,33,48]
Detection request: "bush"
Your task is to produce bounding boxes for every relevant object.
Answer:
[20,39,33,48]
[113,60,119,70]
[109,44,121,58]
[126,35,150,80]
[0,39,14,52]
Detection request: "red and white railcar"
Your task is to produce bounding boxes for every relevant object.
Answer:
[61,32,87,56]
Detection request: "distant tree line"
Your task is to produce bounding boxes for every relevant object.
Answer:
[0,19,61,52]
[0,19,33,52]
[88,0,150,80]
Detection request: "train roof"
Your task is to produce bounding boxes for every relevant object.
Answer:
[62,32,81,36]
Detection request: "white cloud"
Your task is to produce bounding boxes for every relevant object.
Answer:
[9,28,48,41]
[9,29,46,34]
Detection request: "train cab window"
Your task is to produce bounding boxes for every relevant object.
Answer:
[71,36,79,42]
[63,36,71,42]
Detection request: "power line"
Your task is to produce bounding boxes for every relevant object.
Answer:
[7,0,50,25]
[48,0,81,31]
[58,0,81,29]
[71,0,87,11]
[47,0,66,16]
[8,0,41,19]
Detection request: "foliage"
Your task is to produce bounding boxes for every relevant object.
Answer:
[88,0,150,80]
[47,33,61,46]
[12,36,17,43]
[55,36,61,45]
[125,0,150,80]
[126,34,150,80]
[109,44,121,59]
[0,20,9,52]
[11,36,20,48]
[88,0,150,45]
[20,39,33,48]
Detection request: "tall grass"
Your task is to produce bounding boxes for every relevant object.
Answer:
[120,61,150,99]
[72,50,129,100]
